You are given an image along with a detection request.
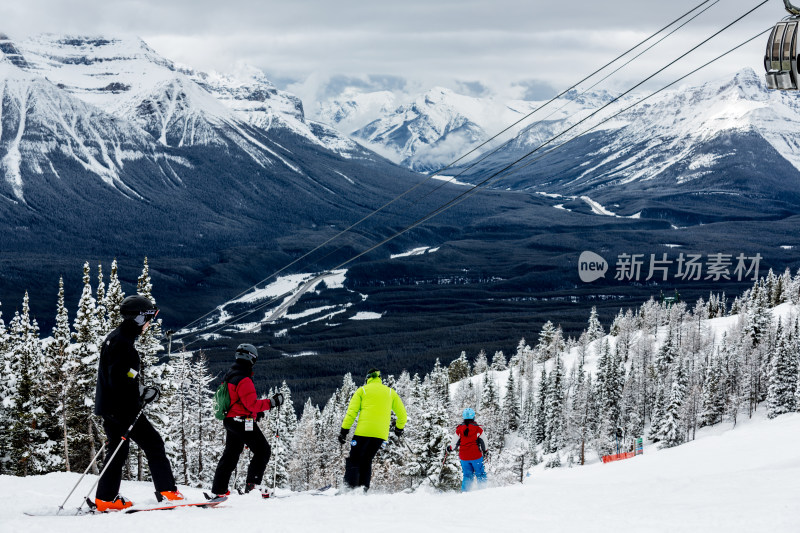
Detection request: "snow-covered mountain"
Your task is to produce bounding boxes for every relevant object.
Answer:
[451,68,800,223]
[317,70,800,222]
[12,34,360,156]
[317,87,552,172]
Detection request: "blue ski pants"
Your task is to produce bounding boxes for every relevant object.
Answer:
[460,458,487,492]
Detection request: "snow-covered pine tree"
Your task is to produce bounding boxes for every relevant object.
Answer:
[7,293,61,475]
[767,325,798,418]
[699,351,726,427]
[473,349,488,375]
[658,370,686,448]
[288,399,321,490]
[491,350,507,371]
[405,376,459,491]
[70,262,102,473]
[105,259,125,330]
[265,381,297,488]
[184,351,222,487]
[503,367,521,431]
[95,264,109,337]
[587,306,604,342]
[448,351,471,383]
[533,368,548,445]
[544,355,566,454]
[479,371,502,452]
[0,301,10,473]
[42,277,75,470]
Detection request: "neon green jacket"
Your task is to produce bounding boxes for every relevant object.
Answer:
[341,377,407,440]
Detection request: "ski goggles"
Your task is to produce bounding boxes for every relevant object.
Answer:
[134,308,159,326]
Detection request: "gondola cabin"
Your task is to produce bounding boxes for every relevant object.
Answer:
[765,1,800,90]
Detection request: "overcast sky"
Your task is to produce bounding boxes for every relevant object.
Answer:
[1,0,781,109]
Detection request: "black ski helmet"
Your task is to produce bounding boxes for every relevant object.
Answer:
[120,295,158,326]
[235,343,258,364]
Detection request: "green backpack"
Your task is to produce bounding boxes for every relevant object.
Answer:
[212,381,231,420]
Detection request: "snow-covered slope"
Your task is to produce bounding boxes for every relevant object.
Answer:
[3,411,798,532]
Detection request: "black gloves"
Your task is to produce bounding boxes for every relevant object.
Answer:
[338,428,349,445]
[394,427,404,438]
[447,445,453,452]
[256,411,265,422]
[140,385,160,405]
[271,393,284,409]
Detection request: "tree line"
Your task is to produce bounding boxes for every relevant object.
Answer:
[0,260,798,491]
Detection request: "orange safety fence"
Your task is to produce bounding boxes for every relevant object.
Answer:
[601,451,637,463]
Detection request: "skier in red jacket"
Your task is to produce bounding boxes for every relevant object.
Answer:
[448,408,488,492]
[210,344,283,497]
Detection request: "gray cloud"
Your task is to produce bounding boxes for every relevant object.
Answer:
[1,0,781,105]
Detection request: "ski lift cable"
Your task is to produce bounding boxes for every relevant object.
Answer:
[524,0,722,133]
[467,28,774,199]
[181,9,769,347]
[308,1,771,272]
[256,1,725,276]
[171,0,716,339]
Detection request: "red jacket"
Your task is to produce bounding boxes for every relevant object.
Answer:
[454,421,484,461]
[223,361,272,418]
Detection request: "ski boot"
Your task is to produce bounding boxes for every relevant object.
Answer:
[93,494,134,512]
[156,490,186,502]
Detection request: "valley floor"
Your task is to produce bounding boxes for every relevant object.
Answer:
[2,411,798,533]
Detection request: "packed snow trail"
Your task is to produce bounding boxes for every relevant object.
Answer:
[2,412,798,532]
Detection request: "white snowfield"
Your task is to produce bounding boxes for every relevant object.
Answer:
[1,411,798,532]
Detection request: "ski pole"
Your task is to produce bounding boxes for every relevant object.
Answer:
[272,405,280,490]
[77,388,158,513]
[56,441,107,514]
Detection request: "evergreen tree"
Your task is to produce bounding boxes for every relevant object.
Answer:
[0,301,10,473]
[95,264,109,337]
[659,376,685,449]
[533,368,548,445]
[448,351,471,383]
[185,351,222,487]
[265,381,297,488]
[8,293,60,475]
[586,306,604,342]
[699,352,725,427]
[503,368,521,431]
[43,278,75,470]
[479,372,502,451]
[70,262,102,472]
[544,355,566,454]
[491,350,507,371]
[767,327,798,418]
[106,259,125,330]
[472,349,488,375]
[288,399,321,490]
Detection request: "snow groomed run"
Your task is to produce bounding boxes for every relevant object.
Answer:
[4,410,799,533]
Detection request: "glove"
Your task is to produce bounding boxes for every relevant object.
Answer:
[394,427,404,438]
[270,393,284,409]
[140,385,160,405]
[338,428,349,445]
[447,445,453,452]
[256,411,265,422]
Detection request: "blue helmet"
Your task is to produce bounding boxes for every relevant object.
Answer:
[462,408,476,420]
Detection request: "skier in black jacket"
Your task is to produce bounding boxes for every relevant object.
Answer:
[93,294,183,512]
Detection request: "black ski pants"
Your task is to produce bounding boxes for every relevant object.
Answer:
[211,418,271,494]
[344,435,384,489]
[97,414,176,501]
